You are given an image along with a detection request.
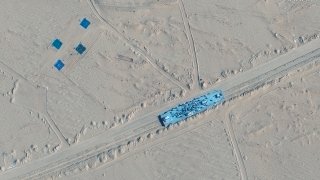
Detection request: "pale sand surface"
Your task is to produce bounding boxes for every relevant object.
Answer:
[0,0,320,179]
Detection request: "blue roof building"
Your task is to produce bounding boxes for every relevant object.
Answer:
[80,18,91,29]
[54,60,65,71]
[52,39,63,50]
[75,43,86,54]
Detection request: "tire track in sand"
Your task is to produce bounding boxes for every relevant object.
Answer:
[224,110,248,180]
[87,0,187,91]
[178,0,201,89]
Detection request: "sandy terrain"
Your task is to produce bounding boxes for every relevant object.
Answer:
[3,35,320,179]
[0,64,60,171]
[94,0,320,87]
[1,0,320,179]
[228,68,320,179]
[61,66,320,180]
[66,116,239,180]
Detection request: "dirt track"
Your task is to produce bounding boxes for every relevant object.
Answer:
[2,30,320,179]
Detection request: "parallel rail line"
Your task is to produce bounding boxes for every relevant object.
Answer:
[2,45,320,179]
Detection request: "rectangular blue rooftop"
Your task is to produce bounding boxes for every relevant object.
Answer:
[54,59,65,71]
[52,39,63,50]
[75,43,86,55]
[80,18,91,29]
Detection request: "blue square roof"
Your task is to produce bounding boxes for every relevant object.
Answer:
[52,39,63,50]
[54,60,65,71]
[80,18,91,29]
[75,43,86,54]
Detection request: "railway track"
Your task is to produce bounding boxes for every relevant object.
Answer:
[1,37,320,179]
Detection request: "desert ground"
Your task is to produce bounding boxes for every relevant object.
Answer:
[0,0,320,179]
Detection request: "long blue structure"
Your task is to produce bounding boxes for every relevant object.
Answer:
[159,90,224,127]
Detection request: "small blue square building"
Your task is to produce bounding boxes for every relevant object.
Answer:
[54,60,65,71]
[75,43,86,54]
[52,39,63,50]
[80,18,91,29]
